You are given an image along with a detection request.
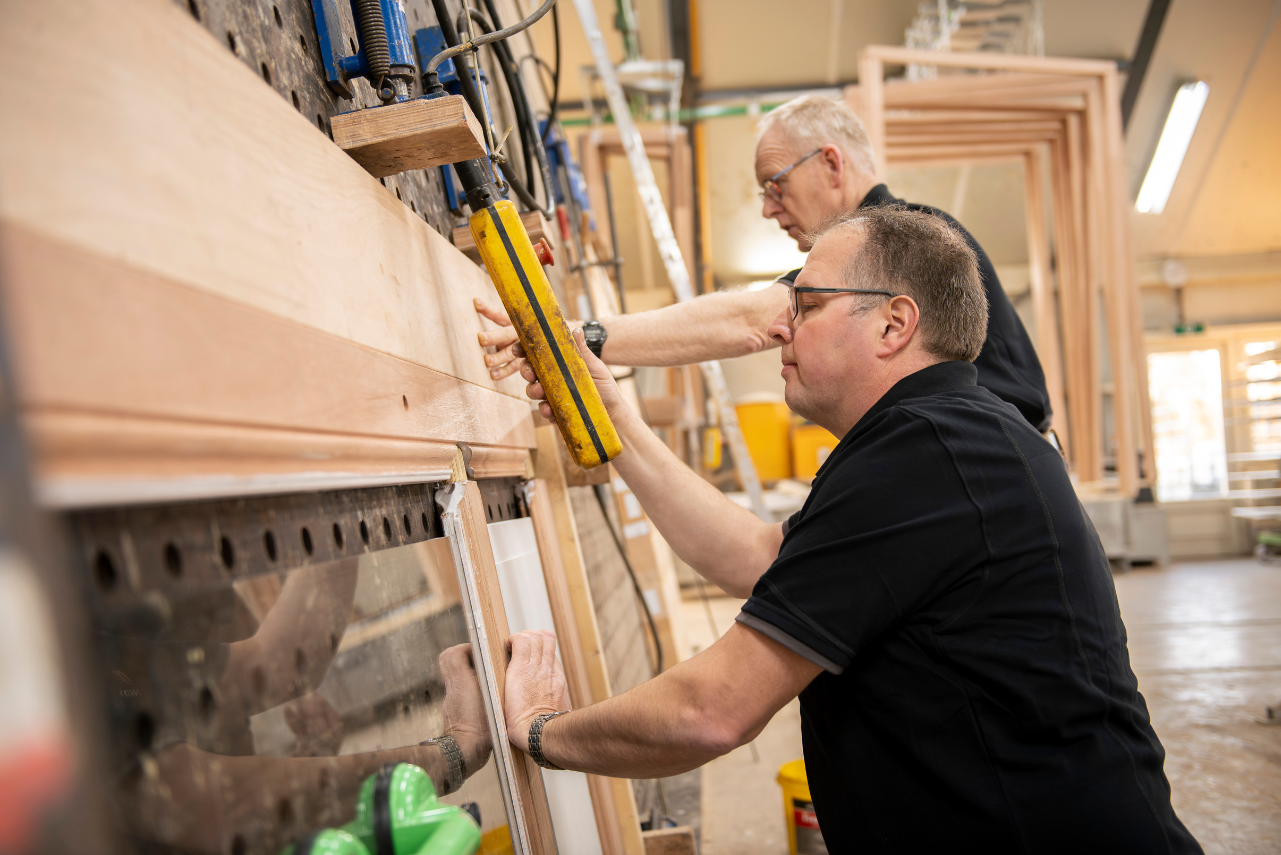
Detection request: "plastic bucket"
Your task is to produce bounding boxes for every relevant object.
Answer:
[777,759,827,855]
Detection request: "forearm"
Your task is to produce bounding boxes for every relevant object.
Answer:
[600,286,787,367]
[536,659,745,778]
[610,405,781,597]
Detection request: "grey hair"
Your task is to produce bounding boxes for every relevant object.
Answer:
[757,94,877,176]
[805,207,989,363]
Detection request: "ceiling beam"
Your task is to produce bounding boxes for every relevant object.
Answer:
[1120,0,1172,130]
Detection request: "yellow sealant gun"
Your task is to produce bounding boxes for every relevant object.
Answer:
[424,0,620,469]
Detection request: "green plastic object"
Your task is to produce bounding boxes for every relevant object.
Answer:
[343,763,481,855]
[281,829,372,855]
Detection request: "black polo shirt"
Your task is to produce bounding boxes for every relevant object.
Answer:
[778,184,1052,431]
[737,362,1200,854]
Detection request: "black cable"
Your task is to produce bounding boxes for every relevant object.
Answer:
[431,0,488,143]
[542,3,561,143]
[593,485,663,676]
[475,0,556,215]
[466,6,538,195]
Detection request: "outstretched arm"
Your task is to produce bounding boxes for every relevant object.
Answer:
[518,330,783,597]
[476,282,788,379]
[502,626,821,778]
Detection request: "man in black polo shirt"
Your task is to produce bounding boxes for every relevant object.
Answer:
[474,94,1052,432]
[501,207,1199,852]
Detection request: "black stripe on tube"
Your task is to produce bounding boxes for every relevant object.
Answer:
[372,763,398,855]
[486,205,608,465]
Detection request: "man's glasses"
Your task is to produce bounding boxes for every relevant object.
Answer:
[758,148,823,203]
[789,286,895,320]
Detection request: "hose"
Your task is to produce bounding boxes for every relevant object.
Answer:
[461,8,537,195]
[475,1,557,218]
[542,3,561,143]
[353,0,393,101]
[426,0,557,74]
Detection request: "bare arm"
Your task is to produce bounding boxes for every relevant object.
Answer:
[503,626,821,778]
[475,283,788,378]
[519,330,784,597]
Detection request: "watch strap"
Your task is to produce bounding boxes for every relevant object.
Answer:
[582,320,607,358]
[528,711,569,770]
[420,735,466,794]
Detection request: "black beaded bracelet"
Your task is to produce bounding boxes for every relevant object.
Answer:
[528,711,570,771]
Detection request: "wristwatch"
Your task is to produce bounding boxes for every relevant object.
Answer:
[582,320,607,359]
[420,734,466,794]
[528,711,570,770]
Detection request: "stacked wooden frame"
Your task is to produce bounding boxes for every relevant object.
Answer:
[849,46,1154,497]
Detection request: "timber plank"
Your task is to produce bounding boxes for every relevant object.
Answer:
[0,0,521,396]
[0,224,533,507]
[331,95,486,177]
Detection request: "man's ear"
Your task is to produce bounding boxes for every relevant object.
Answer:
[877,295,920,356]
[821,144,845,187]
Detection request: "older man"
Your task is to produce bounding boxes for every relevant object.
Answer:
[476,95,1052,431]
[501,208,1198,853]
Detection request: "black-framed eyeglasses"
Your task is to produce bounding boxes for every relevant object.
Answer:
[789,285,895,320]
[758,148,823,203]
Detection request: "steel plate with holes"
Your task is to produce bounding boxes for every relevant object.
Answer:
[70,478,526,854]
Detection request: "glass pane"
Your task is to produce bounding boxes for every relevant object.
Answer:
[1244,340,1281,455]
[100,538,510,854]
[1148,349,1229,501]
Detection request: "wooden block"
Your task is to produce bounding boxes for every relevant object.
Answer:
[452,209,550,262]
[642,826,697,855]
[331,95,486,177]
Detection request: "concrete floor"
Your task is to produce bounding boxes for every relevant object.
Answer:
[683,558,1281,854]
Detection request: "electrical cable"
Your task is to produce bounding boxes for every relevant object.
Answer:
[471,1,558,216]
[463,7,535,193]
[593,485,664,676]
[542,3,561,142]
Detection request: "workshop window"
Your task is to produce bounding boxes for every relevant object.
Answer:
[1148,348,1229,501]
[1242,340,1281,455]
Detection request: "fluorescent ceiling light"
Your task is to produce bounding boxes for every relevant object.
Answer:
[1135,81,1209,214]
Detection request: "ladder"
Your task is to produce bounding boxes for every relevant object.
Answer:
[570,0,770,522]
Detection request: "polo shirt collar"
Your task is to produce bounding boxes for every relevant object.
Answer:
[852,361,978,434]
[811,360,977,483]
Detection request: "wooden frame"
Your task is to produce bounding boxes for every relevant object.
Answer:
[440,481,557,855]
[850,47,1154,496]
[532,424,648,855]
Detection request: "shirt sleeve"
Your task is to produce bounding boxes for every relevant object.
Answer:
[738,411,986,673]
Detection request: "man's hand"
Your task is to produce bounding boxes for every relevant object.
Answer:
[475,297,584,381]
[503,630,572,755]
[438,643,493,773]
[515,328,629,423]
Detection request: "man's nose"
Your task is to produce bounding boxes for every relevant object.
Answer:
[767,306,793,345]
[761,195,783,220]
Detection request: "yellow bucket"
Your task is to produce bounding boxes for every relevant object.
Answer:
[791,423,838,481]
[777,759,827,855]
[735,399,793,482]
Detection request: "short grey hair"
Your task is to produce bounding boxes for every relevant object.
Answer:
[757,95,877,176]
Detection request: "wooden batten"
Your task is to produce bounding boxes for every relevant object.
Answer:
[452,209,552,262]
[330,95,487,177]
